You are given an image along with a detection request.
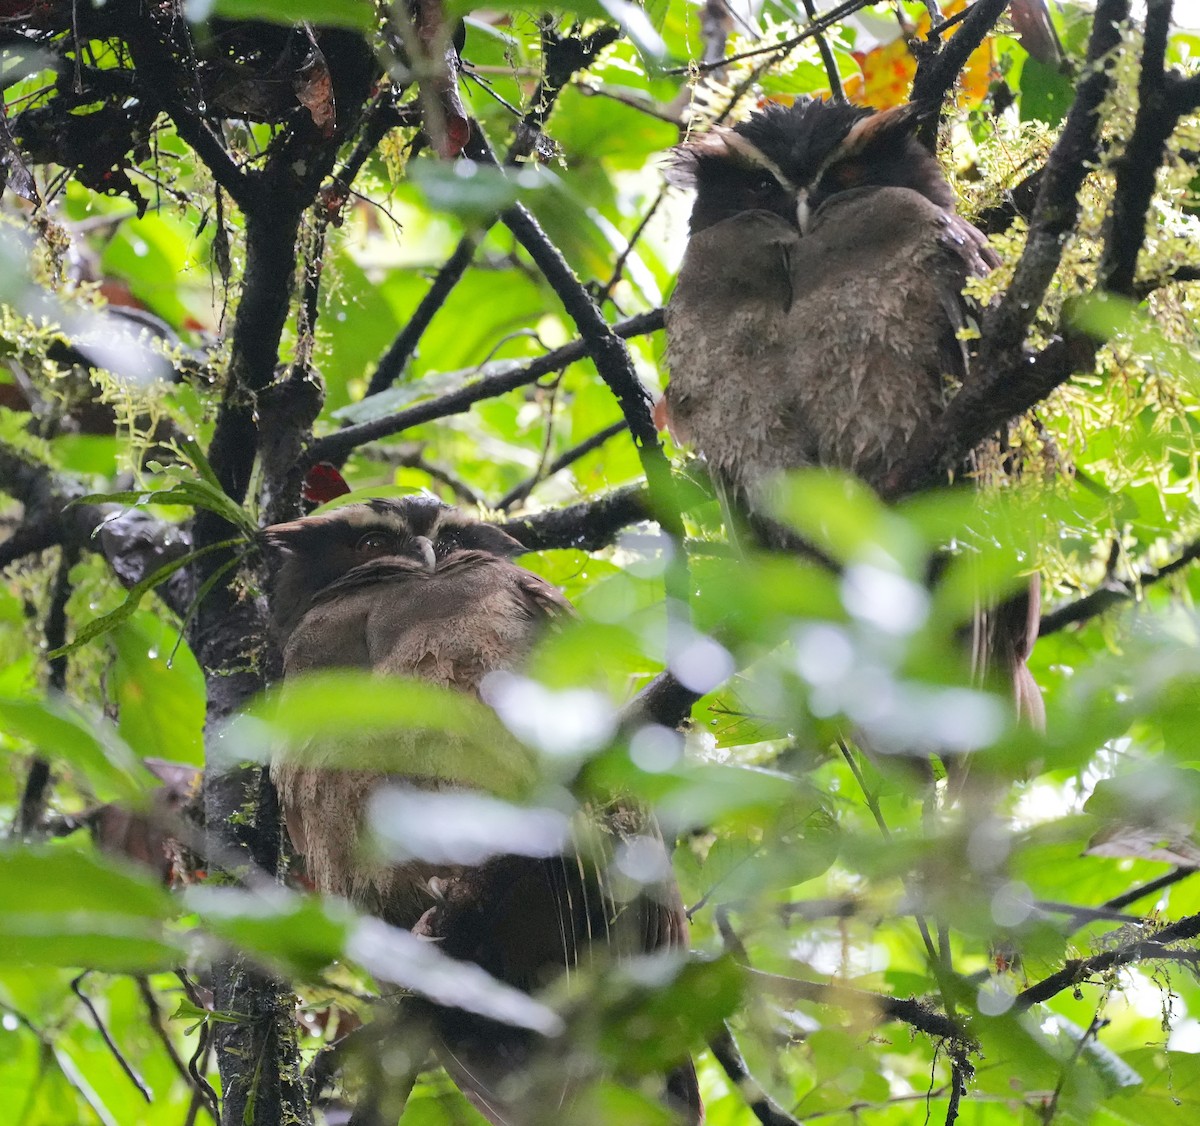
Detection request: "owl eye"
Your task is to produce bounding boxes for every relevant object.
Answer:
[355,531,399,553]
[824,162,864,191]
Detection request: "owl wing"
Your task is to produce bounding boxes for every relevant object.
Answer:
[420,804,696,1123]
[511,566,575,626]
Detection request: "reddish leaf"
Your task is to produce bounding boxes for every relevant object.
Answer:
[302,462,351,505]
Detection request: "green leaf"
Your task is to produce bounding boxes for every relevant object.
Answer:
[81,478,257,537]
[222,671,537,798]
[49,537,245,659]
[0,848,181,972]
[408,160,554,224]
[110,613,205,766]
[597,955,743,1073]
[1019,57,1075,125]
[198,0,376,31]
[772,469,928,576]
[0,695,154,802]
[189,886,563,1033]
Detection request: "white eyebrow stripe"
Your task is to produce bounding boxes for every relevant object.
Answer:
[721,132,795,191]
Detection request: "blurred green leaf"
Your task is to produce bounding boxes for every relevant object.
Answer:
[200,0,375,30]
[0,695,154,802]
[408,160,553,224]
[0,849,181,972]
[189,886,563,1033]
[224,670,538,797]
[772,470,928,576]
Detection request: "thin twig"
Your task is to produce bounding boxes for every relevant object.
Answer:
[366,232,482,396]
[1041,1012,1108,1125]
[662,0,878,76]
[136,977,195,1088]
[800,0,845,103]
[1040,536,1200,635]
[837,742,932,953]
[71,973,152,1102]
[708,1023,805,1126]
[308,311,664,466]
[1101,866,1197,914]
[496,419,627,510]
[596,185,670,305]
[887,0,1133,497]
[748,968,965,1042]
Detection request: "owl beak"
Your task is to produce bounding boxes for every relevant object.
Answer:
[795,188,811,234]
[413,536,437,572]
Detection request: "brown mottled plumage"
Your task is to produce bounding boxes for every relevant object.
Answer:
[262,497,700,1124]
[664,99,1043,728]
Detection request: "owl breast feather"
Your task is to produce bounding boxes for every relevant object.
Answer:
[666,186,970,497]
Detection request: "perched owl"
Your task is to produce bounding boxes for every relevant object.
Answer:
[663,98,1043,727]
[261,497,700,1124]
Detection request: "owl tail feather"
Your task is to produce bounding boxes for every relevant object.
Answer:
[972,576,1045,732]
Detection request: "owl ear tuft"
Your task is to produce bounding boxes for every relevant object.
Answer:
[840,103,924,156]
[259,522,304,559]
[467,522,530,558]
[664,128,738,188]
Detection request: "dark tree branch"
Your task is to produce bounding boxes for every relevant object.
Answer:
[489,181,687,594]
[621,670,702,731]
[1015,915,1200,1011]
[887,0,1132,498]
[1134,264,1200,298]
[749,969,966,1043]
[308,310,664,466]
[0,513,59,568]
[72,972,152,1102]
[799,0,844,104]
[945,1053,968,1126]
[975,165,1045,237]
[501,481,651,552]
[1098,0,1174,297]
[496,418,627,510]
[511,21,621,159]
[708,1023,804,1126]
[1102,866,1197,913]
[136,977,197,1095]
[11,540,77,839]
[0,442,192,615]
[910,0,1011,143]
[365,233,481,396]
[1040,536,1200,635]
[364,25,620,398]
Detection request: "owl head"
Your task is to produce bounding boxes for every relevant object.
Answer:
[261,497,526,640]
[672,99,952,236]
